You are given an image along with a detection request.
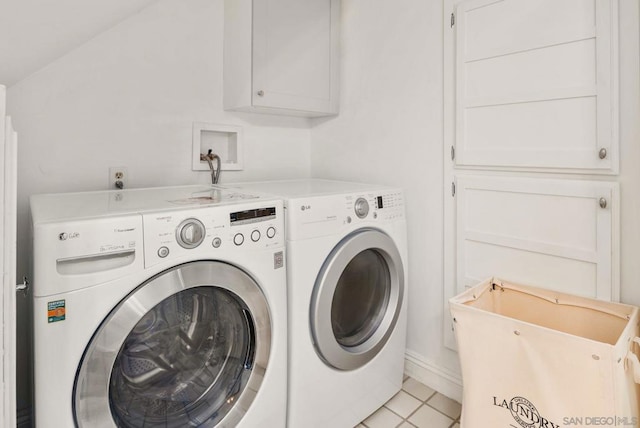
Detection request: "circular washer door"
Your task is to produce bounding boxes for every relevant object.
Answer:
[311,229,404,371]
[73,261,271,428]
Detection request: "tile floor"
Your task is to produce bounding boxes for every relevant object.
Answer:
[356,376,461,428]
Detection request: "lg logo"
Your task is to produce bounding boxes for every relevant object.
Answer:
[59,232,80,241]
[300,205,311,211]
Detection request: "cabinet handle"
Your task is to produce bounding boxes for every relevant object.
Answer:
[257,90,264,97]
[599,148,607,159]
[599,197,607,209]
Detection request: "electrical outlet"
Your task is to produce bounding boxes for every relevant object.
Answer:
[109,167,128,190]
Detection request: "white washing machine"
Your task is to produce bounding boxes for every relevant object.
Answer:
[30,185,287,428]
[227,179,408,428]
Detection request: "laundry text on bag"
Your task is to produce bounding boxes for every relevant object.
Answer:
[493,396,560,428]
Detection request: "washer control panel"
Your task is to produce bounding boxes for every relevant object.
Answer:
[143,202,283,267]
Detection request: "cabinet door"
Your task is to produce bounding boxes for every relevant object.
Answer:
[252,0,339,114]
[455,175,618,300]
[445,174,618,351]
[454,0,618,172]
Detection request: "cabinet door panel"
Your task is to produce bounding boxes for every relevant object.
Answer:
[464,98,597,162]
[465,39,596,102]
[456,175,617,300]
[463,241,598,296]
[463,0,595,62]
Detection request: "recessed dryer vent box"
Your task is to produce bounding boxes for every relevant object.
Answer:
[192,122,243,171]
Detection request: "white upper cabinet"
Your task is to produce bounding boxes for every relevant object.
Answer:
[454,0,618,173]
[223,0,340,117]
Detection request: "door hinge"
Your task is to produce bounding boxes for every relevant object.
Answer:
[451,12,455,27]
[451,146,455,161]
[451,182,456,197]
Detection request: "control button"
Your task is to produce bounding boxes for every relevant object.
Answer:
[373,212,378,219]
[354,197,369,219]
[157,246,170,258]
[233,233,245,246]
[266,227,276,239]
[212,237,222,248]
[346,216,352,224]
[251,230,261,242]
[176,218,206,249]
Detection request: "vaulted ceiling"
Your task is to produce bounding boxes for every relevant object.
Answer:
[0,0,160,86]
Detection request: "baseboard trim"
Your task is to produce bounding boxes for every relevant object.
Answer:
[404,351,463,403]
[17,407,31,428]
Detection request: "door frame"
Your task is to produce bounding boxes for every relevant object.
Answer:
[1,84,17,428]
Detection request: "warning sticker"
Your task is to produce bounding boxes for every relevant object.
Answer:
[47,300,66,323]
[274,251,284,269]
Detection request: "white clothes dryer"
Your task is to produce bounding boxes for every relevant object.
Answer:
[228,179,408,428]
[30,185,287,428]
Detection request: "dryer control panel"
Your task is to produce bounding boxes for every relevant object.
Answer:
[143,202,283,268]
[286,189,405,241]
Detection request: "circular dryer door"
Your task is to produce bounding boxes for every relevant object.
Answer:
[311,228,404,371]
[73,261,271,428]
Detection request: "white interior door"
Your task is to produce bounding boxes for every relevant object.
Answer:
[0,84,17,428]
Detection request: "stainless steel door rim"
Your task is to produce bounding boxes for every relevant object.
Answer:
[74,260,272,428]
[310,229,404,371]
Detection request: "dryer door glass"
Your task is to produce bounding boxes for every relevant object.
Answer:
[311,229,404,371]
[331,249,391,347]
[74,261,271,428]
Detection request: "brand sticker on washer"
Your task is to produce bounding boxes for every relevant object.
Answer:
[274,251,284,269]
[47,300,66,323]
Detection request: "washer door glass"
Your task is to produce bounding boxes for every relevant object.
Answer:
[311,229,404,371]
[74,261,271,428]
[110,287,253,427]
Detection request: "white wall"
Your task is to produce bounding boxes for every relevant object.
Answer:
[7,0,311,417]
[311,0,640,397]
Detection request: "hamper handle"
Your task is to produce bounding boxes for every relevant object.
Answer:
[626,337,640,384]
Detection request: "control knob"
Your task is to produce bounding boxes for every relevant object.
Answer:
[176,218,206,249]
[354,197,369,219]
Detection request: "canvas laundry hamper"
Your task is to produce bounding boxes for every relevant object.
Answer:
[450,277,640,428]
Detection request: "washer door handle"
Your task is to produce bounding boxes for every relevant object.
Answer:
[242,308,256,370]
